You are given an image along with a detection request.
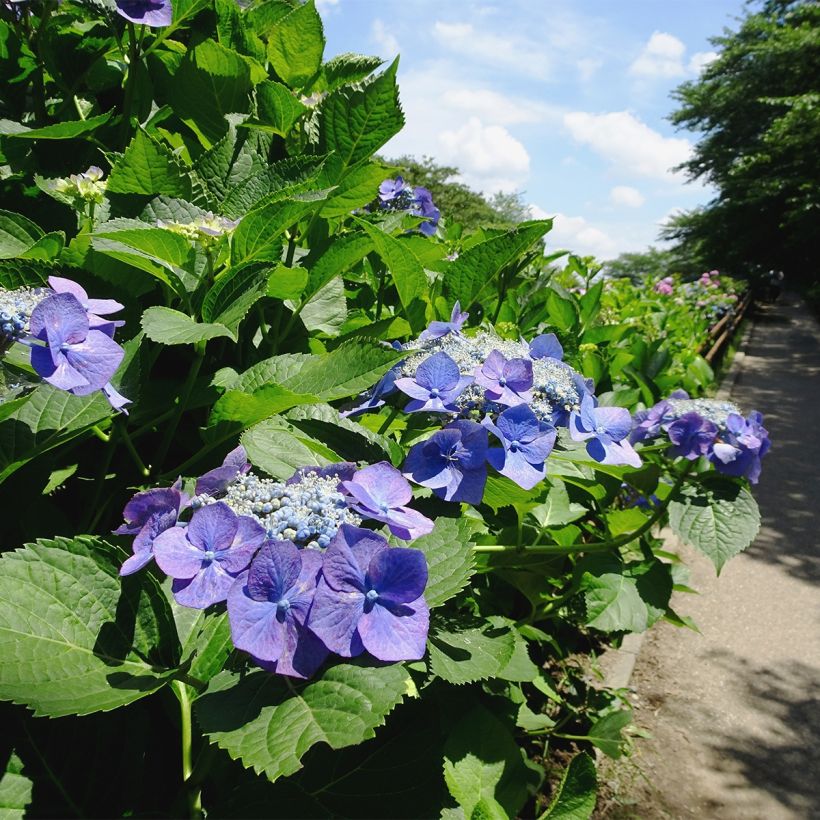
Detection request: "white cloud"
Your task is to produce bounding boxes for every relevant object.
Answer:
[545,212,620,260]
[439,87,557,126]
[629,31,687,78]
[563,110,692,181]
[438,117,530,193]
[688,50,718,74]
[577,58,603,82]
[431,21,551,80]
[371,19,399,57]
[610,185,645,208]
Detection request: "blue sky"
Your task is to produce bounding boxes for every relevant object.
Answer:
[317,0,746,260]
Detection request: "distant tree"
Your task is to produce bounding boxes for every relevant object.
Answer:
[665,0,820,285]
[603,246,705,283]
[486,190,533,225]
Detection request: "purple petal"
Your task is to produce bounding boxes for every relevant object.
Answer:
[586,437,642,468]
[320,524,388,593]
[115,0,172,27]
[217,515,266,574]
[415,352,461,391]
[29,292,88,348]
[119,548,155,577]
[345,462,413,509]
[186,502,238,551]
[357,597,429,661]
[246,540,301,603]
[529,333,563,361]
[153,527,205,578]
[591,406,633,442]
[569,410,593,442]
[495,404,541,443]
[502,358,533,392]
[228,574,286,662]
[272,623,329,679]
[62,330,124,391]
[495,449,546,490]
[31,346,88,391]
[172,562,236,609]
[307,578,365,657]
[394,377,433,401]
[381,506,434,541]
[367,547,427,604]
[195,446,250,496]
[117,487,182,533]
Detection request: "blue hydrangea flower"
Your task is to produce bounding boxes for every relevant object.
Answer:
[307,525,429,662]
[227,540,328,679]
[403,419,488,504]
[28,292,126,409]
[410,186,440,236]
[195,445,250,497]
[378,176,410,204]
[483,404,557,490]
[710,411,770,484]
[529,333,563,361]
[47,276,124,337]
[115,0,172,27]
[417,301,468,342]
[570,394,641,468]
[666,412,718,460]
[153,502,265,609]
[117,487,187,576]
[630,399,675,444]
[341,462,434,541]
[394,351,473,413]
[474,349,533,407]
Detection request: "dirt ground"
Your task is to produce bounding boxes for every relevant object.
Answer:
[597,295,820,820]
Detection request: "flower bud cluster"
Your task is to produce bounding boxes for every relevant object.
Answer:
[0,287,47,344]
[191,469,360,548]
[54,166,107,205]
[157,212,239,244]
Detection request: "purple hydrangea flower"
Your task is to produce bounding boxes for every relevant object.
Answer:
[667,412,718,460]
[115,0,172,27]
[195,445,250,497]
[417,302,469,342]
[710,411,770,484]
[307,525,429,662]
[570,394,642,468]
[630,399,675,444]
[394,352,472,413]
[117,487,187,576]
[529,333,563,361]
[153,502,265,608]
[341,462,434,541]
[47,276,124,337]
[474,349,534,407]
[410,186,440,237]
[28,292,125,403]
[378,176,409,203]
[403,419,488,504]
[227,540,328,679]
[484,405,557,490]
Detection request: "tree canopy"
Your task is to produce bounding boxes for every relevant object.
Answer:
[664,0,820,285]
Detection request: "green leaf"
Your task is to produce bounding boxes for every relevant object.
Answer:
[354,218,428,330]
[107,130,193,197]
[404,518,475,607]
[93,222,193,269]
[195,662,408,781]
[542,753,597,819]
[319,52,384,92]
[141,306,235,345]
[440,220,552,309]
[320,162,390,217]
[0,210,43,258]
[303,231,373,303]
[482,474,539,512]
[547,290,579,333]
[231,196,325,265]
[443,705,538,819]
[0,752,32,820]
[0,112,111,139]
[668,475,760,573]
[202,263,270,332]
[0,537,178,717]
[209,384,319,430]
[18,231,64,261]
[267,263,308,299]
[428,618,517,685]
[247,80,308,135]
[318,58,404,181]
[298,275,347,335]
[266,0,324,89]
[528,481,587,528]
[170,602,232,687]
[0,386,111,484]
[585,710,632,759]
[242,416,335,478]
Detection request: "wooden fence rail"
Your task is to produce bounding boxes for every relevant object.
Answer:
[701,290,753,364]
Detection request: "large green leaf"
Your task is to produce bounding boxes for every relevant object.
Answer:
[443,704,539,819]
[355,218,428,331]
[93,223,193,269]
[403,517,475,607]
[0,386,111,484]
[247,80,308,135]
[584,709,632,759]
[0,752,32,820]
[141,306,235,345]
[542,753,597,819]
[302,231,373,303]
[201,263,270,332]
[320,162,389,217]
[0,210,43,259]
[0,112,111,140]
[107,130,194,197]
[195,662,409,781]
[241,416,339,478]
[428,618,517,685]
[297,275,347,335]
[0,537,178,717]
[266,0,324,89]
[209,384,319,430]
[318,58,403,181]
[668,475,760,573]
[440,220,552,309]
[319,52,384,92]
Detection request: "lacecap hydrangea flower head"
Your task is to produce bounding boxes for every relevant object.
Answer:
[115,448,432,679]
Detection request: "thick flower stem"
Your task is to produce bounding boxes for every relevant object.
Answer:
[172,681,203,819]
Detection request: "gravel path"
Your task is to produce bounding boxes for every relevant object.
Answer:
[605,293,820,819]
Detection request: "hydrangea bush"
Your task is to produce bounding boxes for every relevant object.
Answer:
[0,1,767,817]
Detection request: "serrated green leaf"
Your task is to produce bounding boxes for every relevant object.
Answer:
[404,518,475,607]
[318,58,404,181]
[93,223,193,268]
[440,220,552,309]
[320,162,389,217]
[302,231,373,303]
[482,474,539,512]
[242,416,336,478]
[428,619,516,685]
[0,112,111,139]
[443,705,538,818]
[542,753,597,819]
[17,231,63,261]
[0,752,32,819]
[547,290,579,333]
[141,306,235,344]
[266,0,324,88]
[0,210,42,259]
[298,274,347,335]
[529,481,587,528]
[209,384,319,429]
[0,537,178,717]
[668,475,760,573]
[584,710,632,759]
[202,262,270,331]
[107,129,193,197]
[247,80,308,135]
[319,52,384,92]
[267,263,308,299]
[196,662,408,781]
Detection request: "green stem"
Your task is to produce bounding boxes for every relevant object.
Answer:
[172,681,203,819]
[91,425,110,443]
[121,425,150,477]
[375,267,386,321]
[377,404,400,435]
[153,343,205,474]
[120,21,140,147]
